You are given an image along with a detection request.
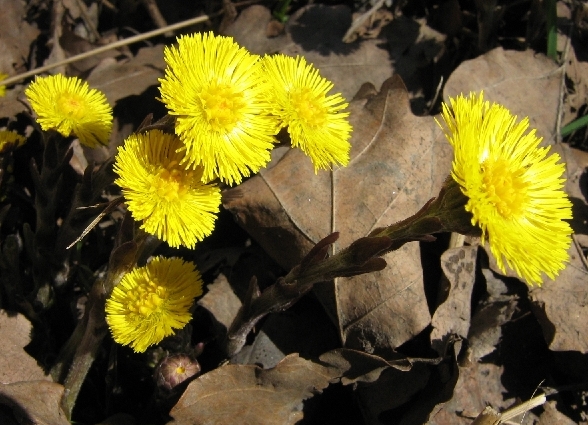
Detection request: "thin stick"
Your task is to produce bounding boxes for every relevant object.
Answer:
[1,14,210,87]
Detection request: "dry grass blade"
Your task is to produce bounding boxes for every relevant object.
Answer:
[0,15,210,87]
[66,196,124,249]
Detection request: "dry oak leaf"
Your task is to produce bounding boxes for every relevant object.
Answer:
[0,381,69,425]
[225,4,393,101]
[169,353,340,425]
[430,246,478,356]
[526,144,588,353]
[224,76,453,353]
[170,349,417,425]
[0,310,50,384]
[444,47,560,148]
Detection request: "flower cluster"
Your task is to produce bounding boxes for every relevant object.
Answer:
[438,92,573,285]
[159,32,352,184]
[105,256,203,353]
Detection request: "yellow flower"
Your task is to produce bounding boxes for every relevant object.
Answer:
[24,74,112,148]
[114,129,221,249]
[105,256,203,353]
[261,54,352,172]
[0,73,8,97]
[159,32,279,185]
[0,130,26,153]
[438,92,573,285]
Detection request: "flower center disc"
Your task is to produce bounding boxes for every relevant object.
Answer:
[291,88,327,127]
[200,83,246,132]
[126,278,168,317]
[481,158,529,219]
[56,92,87,120]
[152,164,191,202]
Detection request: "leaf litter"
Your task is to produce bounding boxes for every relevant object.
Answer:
[0,0,587,424]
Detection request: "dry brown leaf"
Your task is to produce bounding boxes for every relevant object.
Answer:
[354,356,458,425]
[231,299,341,368]
[226,4,393,101]
[467,269,517,361]
[169,353,340,425]
[537,400,576,425]
[0,380,69,425]
[443,47,561,145]
[223,6,292,55]
[87,45,165,107]
[170,349,418,424]
[356,364,432,424]
[318,348,413,385]
[197,273,241,332]
[529,243,588,352]
[224,76,453,352]
[0,0,40,75]
[86,44,167,162]
[0,310,50,384]
[428,362,536,425]
[431,246,478,355]
[525,143,588,353]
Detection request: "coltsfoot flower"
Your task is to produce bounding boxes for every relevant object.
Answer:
[24,74,112,147]
[159,32,279,185]
[114,129,221,248]
[261,54,352,172]
[105,257,203,353]
[0,130,26,153]
[438,92,573,285]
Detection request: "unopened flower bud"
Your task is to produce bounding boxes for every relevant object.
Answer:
[155,354,201,391]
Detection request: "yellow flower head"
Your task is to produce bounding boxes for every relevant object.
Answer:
[438,92,573,285]
[114,129,221,248]
[159,32,279,185]
[0,73,8,97]
[261,54,352,172]
[24,74,112,148]
[0,130,26,153]
[105,256,203,353]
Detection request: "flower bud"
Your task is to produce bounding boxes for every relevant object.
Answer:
[155,354,201,391]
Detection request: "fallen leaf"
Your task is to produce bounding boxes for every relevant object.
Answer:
[231,297,340,369]
[169,353,340,425]
[443,47,560,146]
[428,362,536,425]
[86,44,168,162]
[197,273,242,333]
[356,364,432,424]
[467,269,517,361]
[529,244,588,353]
[0,310,50,384]
[525,142,588,353]
[87,44,165,108]
[0,381,68,425]
[170,348,420,424]
[0,0,40,75]
[537,400,576,425]
[224,76,453,352]
[431,246,478,355]
[318,348,413,385]
[223,6,292,55]
[226,4,393,102]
